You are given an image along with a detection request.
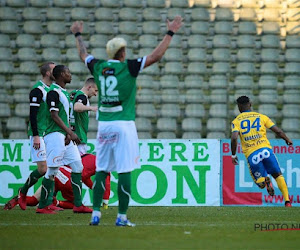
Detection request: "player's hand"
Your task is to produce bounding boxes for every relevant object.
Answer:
[286,139,293,146]
[167,15,183,33]
[65,134,71,145]
[33,136,40,150]
[70,21,84,34]
[90,106,98,112]
[232,156,239,165]
[69,131,81,145]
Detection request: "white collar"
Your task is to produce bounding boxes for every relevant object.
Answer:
[53,83,66,91]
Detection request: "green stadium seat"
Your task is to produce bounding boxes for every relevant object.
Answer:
[46,8,66,21]
[283,90,300,104]
[188,35,207,48]
[234,75,253,89]
[182,132,202,139]
[68,62,89,74]
[206,118,227,132]
[0,48,13,61]
[191,21,209,34]
[119,21,139,35]
[164,48,183,61]
[261,49,279,62]
[182,118,202,132]
[160,75,180,89]
[139,47,154,57]
[161,89,183,103]
[89,34,108,48]
[17,48,39,61]
[136,89,156,103]
[66,48,81,61]
[157,118,177,132]
[258,104,279,118]
[169,34,182,48]
[281,119,300,132]
[206,132,226,139]
[261,35,280,48]
[258,75,278,89]
[283,75,300,89]
[16,34,35,48]
[170,0,189,7]
[258,89,278,104]
[187,48,207,62]
[77,0,97,8]
[167,8,185,20]
[94,8,114,21]
[40,34,60,48]
[11,75,30,89]
[0,21,19,34]
[260,62,279,74]
[53,0,72,7]
[187,62,207,74]
[282,104,300,118]
[184,75,204,89]
[157,132,177,139]
[239,8,256,21]
[210,89,227,103]
[0,7,17,20]
[119,8,138,21]
[65,34,77,48]
[95,21,115,34]
[137,75,157,89]
[237,48,255,62]
[135,118,152,132]
[213,48,231,61]
[209,104,228,118]
[13,89,30,103]
[161,104,181,118]
[142,8,161,21]
[22,7,42,20]
[0,34,11,47]
[9,132,28,139]
[215,8,233,21]
[214,22,233,34]
[6,117,27,131]
[194,0,211,7]
[285,49,300,62]
[212,62,230,74]
[142,21,161,34]
[191,8,210,21]
[262,22,280,35]
[138,132,152,139]
[146,0,165,8]
[23,21,43,34]
[42,48,62,61]
[286,132,300,139]
[90,48,107,60]
[237,35,255,48]
[19,61,39,74]
[236,62,256,74]
[0,103,11,117]
[186,104,205,118]
[15,103,30,118]
[0,62,14,73]
[29,0,50,7]
[124,0,143,8]
[7,0,26,7]
[284,63,300,74]
[165,62,184,74]
[141,63,160,75]
[47,21,66,34]
[238,21,257,35]
[139,35,157,48]
[213,35,231,48]
[88,118,98,132]
[136,103,157,118]
[185,89,206,103]
[286,35,300,48]
[100,0,120,7]
[209,75,228,88]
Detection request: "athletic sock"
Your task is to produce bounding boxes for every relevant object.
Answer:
[21,169,43,195]
[26,196,39,206]
[38,177,54,209]
[118,172,131,215]
[93,171,108,211]
[117,213,127,221]
[276,175,290,201]
[71,173,83,207]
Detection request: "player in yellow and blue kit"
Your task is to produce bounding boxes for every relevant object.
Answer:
[231,96,293,207]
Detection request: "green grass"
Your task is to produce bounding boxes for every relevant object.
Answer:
[0,206,299,249]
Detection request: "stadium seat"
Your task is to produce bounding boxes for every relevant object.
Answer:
[258,75,278,89]
[239,8,256,21]
[261,0,281,8]
[185,104,205,118]
[160,104,181,118]
[191,21,210,34]
[157,132,177,139]
[119,8,138,21]
[258,89,278,104]
[209,104,228,118]
[136,103,157,118]
[139,35,157,48]
[87,131,97,140]
[284,63,300,74]
[0,21,19,34]
[161,89,183,103]
[6,117,27,131]
[13,89,30,103]
[214,22,233,34]
[262,9,281,22]
[7,0,26,7]
[206,132,226,139]
[0,34,11,47]
[187,62,207,74]
[182,132,202,139]
[17,48,39,61]
[210,89,227,103]
[164,48,183,61]
[286,132,300,139]
[91,48,108,60]
[283,75,300,89]
[0,7,17,20]
[146,0,165,8]
[22,7,42,20]
[138,132,152,139]
[42,48,62,61]
[29,0,50,7]
[0,62,14,73]
[9,131,28,139]
[236,62,256,74]
[261,49,280,62]
[185,89,206,103]
[238,22,257,35]
[0,103,11,117]
[238,0,258,8]
[182,118,202,132]
[261,35,280,48]
[260,63,280,74]
[47,21,66,34]
[87,118,98,132]
[282,104,300,118]
[188,35,207,48]
[165,62,184,74]
[143,8,161,21]
[135,117,152,132]
[213,35,231,48]
[212,62,230,74]
[40,34,60,48]
[137,75,157,89]
[11,75,30,89]
[206,118,227,132]
[94,8,114,21]
[258,104,279,118]
[160,75,180,89]
[209,75,228,88]
[283,90,300,104]
[281,119,300,132]
[23,21,43,34]
[16,34,35,48]
[285,49,300,62]
[157,118,177,132]
[77,0,97,7]
[191,8,210,21]
[124,0,143,7]
[236,35,255,48]
[15,103,30,118]
[142,21,161,34]
[215,8,233,21]
[213,48,231,62]
[187,48,207,62]
[286,35,300,48]
[141,63,160,75]
[71,8,90,21]
[167,8,185,21]
[184,75,204,89]
[53,0,72,7]
[194,0,211,7]
[234,75,253,89]
[68,62,90,74]
[119,21,139,35]
[89,34,108,48]
[237,48,255,62]
[95,22,115,34]
[19,61,39,74]
[136,88,155,103]
[65,34,77,48]
[0,48,13,61]
[100,0,120,7]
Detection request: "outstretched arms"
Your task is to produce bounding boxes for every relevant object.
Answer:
[70,21,88,62]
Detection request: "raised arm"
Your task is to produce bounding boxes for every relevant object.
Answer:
[144,16,183,68]
[70,21,88,62]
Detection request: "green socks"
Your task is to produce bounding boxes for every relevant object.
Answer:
[38,177,54,209]
[21,169,43,195]
[71,173,83,207]
[118,172,131,215]
[93,171,108,211]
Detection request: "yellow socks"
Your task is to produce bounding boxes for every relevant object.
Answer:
[276,175,290,201]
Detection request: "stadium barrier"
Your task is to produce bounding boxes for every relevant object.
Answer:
[0,139,299,207]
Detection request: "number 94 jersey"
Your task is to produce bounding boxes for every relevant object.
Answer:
[231,111,275,158]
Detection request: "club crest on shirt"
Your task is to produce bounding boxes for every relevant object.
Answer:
[102,68,115,76]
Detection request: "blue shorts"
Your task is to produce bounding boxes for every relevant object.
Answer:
[247,148,281,183]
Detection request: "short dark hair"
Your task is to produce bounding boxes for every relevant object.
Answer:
[52,65,67,80]
[236,96,250,105]
[85,77,96,86]
[40,62,55,77]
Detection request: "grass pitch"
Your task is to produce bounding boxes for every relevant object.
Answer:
[0,206,299,249]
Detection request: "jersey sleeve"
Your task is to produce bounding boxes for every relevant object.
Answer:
[262,114,275,129]
[85,55,99,75]
[29,88,43,136]
[46,90,60,112]
[75,94,88,105]
[231,119,240,133]
[127,56,147,77]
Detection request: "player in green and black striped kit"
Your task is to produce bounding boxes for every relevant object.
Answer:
[17,62,56,211]
[37,65,92,214]
[70,77,98,155]
[71,16,183,226]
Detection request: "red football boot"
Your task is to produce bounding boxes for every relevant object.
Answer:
[36,206,57,214]
[4,196,18,210]
[73,205,92,213]
[18,189,27,210]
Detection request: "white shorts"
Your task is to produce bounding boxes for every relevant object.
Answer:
[77,144,88,156]
[96,120,140,173]
[30,136,46,163]
[44,132,81,168]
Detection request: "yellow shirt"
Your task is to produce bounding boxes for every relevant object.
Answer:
[231,111,275,158]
